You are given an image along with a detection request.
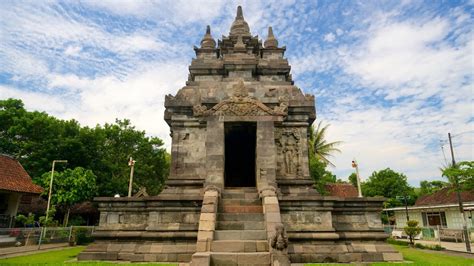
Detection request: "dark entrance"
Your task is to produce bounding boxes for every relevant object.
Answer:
[224,122,256,187]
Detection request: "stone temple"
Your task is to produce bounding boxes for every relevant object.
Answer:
[79,6,402,265]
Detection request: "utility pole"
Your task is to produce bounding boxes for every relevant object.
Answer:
[45,160,67,221]
[351,159,363,197]
[448,132,471,252]
[128,157,136,197]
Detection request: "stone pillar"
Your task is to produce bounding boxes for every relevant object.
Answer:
[205,119,225,189]
[256,121,277,190]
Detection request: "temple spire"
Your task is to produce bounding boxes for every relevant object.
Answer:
[200,25,216,49]
[236,6,243,18]
[229,6,250,37]
[264,26,279,48]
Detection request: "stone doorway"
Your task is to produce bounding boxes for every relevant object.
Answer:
[224,122,256,187]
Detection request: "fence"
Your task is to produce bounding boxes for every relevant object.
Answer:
[384,225,474,243]
[0,226,94,250]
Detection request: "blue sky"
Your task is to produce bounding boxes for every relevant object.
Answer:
[1,0,473,186]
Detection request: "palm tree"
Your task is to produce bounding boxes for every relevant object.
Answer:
[309,121,342,167]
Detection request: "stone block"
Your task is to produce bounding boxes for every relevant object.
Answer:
[79,252,117,261]
[155,254,169,262]
[201,204,216,213]
[383,252,404,261]
[196,240,209,252]
[211,253,238,265]
[361,252,384,262]
[106,243,122,252]
[191,252,211,266]
[116,253,134,261]
[263,196,278,205]
[177,253,192,262]
[237,252,271,264]
[135,244,151,253]
[198,220,215,231]
[117,243,135,253]
[150,244,163,253]
[266,212,281,223]
[144,254,157,261]
[200,213,216,221]
[244,241,256,252]
[197,230,213,240]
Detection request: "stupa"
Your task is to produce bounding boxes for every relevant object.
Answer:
[79,6,402,265]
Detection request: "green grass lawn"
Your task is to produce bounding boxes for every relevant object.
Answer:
[374,245,474,266]
[0,244,472,265]
[0,246,176,265]
[307,245,474,266]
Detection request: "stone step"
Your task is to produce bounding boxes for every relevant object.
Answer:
[210,240,269,252]
[218,205,263,213]
[214,230,267,240]
[211,252,270,265]
[221,198,261,206]
[222,189,259,200]
[217,220,265,230]
[217,213,264,222]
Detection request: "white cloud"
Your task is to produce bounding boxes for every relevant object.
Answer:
[64,45,82,56]
[324,32,336,42]
[0,85,66,113]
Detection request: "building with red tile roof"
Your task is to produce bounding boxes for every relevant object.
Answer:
[0,154,43,227]
[325,183,359,197]
[384,186,474,230]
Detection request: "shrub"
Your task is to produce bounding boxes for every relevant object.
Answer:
[404,220,422,246]
[387,238,409,246]
[75,228,94,245]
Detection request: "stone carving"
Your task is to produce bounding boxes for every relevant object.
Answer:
[276,129,302,176]
[258,185,277,198]
[270,223,288,251]
[204,184,221,196]
[193,80,288,117]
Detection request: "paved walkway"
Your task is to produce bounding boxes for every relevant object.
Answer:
[0,243,70,258]
[400,238,473,253]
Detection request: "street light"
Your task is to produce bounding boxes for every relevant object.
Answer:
[351,159,363,197]
[128,157,136,197]
[45,160,68,221]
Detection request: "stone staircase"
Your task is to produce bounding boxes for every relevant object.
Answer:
[210,187,270,266]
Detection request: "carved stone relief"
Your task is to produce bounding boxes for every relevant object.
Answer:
[193,80,288,117]
[275,129,302,177]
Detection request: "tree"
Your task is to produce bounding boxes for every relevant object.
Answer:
[442,161,474,191]
[363,168,416,207]
[95,119,169,196]
[310,121,342,166]
[419,180,448,196]
[348,173,358,187]
[37,167,97,226]
[404,220,421,246]
[308,121,341,194]
[0,98,170,198]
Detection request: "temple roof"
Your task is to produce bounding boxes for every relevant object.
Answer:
[229,6,251,37]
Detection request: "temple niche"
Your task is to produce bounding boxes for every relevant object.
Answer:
[79,6,402,265]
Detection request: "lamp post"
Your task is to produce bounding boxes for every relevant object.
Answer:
[45,160,67,221]
[448,133,471,252]
[351,159,363,197]
[128,157,136,197]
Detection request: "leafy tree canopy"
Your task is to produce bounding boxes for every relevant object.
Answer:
[419,180,448,196]
[308,121,341,194]
[442,161,474,191]
[0,98,170,197]
[362,168,416,207]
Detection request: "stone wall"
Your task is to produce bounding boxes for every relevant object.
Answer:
[79,195,202,262]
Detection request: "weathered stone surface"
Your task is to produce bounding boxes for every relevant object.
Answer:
[78,6,400,265]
